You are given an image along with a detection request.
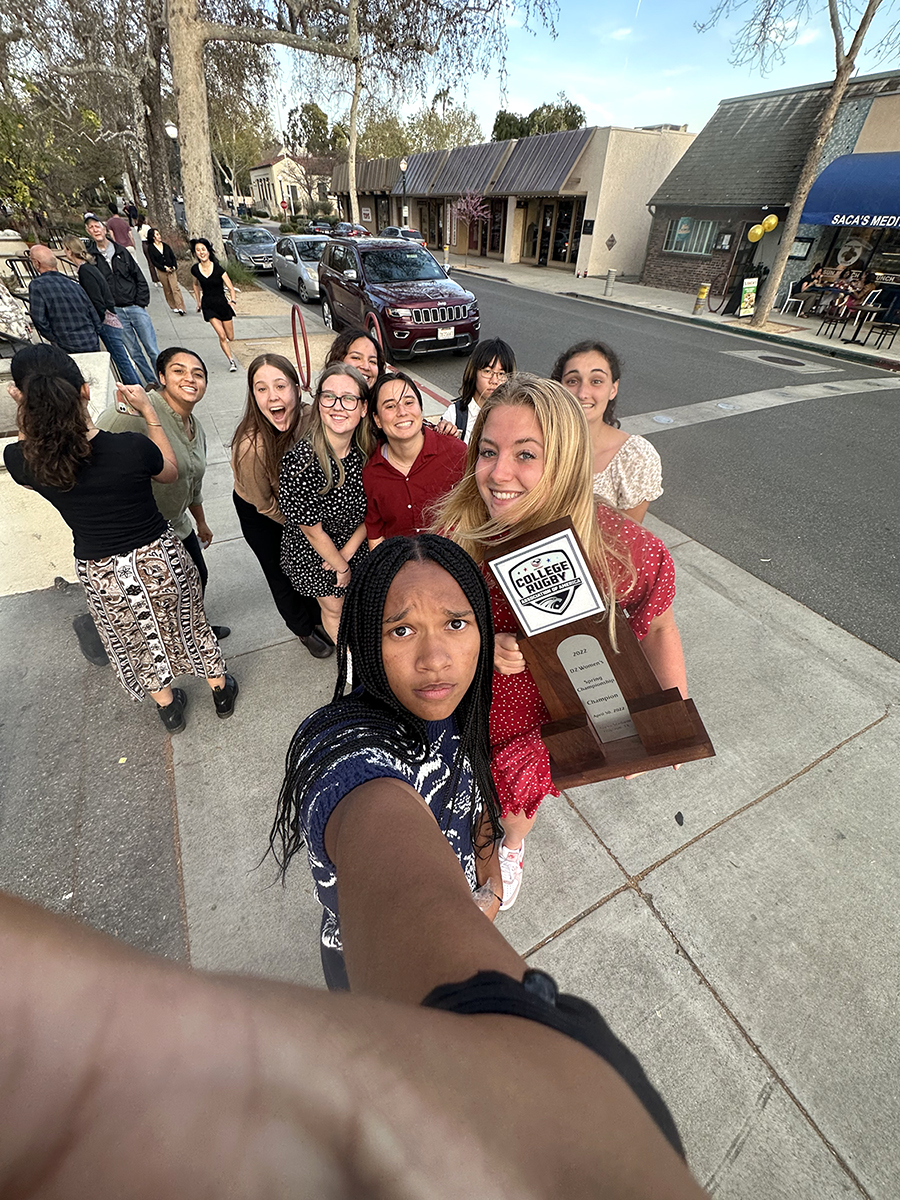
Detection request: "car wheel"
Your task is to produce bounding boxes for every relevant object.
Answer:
[321,295,336,331]
[297,279,309,304]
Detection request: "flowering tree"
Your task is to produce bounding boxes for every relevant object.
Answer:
[452,192,490,266]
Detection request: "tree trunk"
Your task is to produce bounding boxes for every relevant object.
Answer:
[347,58,362,225]
[749,0,884,328]
[140,1,177,238]
[167,0,223,255]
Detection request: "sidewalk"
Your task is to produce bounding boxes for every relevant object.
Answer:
[1,273,898,1198]
[447,253,900,372]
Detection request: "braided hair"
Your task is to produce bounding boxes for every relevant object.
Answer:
[271,534,501,876]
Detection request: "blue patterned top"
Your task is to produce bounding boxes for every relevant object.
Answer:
[299,711,480,952]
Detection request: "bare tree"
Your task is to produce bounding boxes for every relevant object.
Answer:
[166,0,559,248]
[697,0,890,329]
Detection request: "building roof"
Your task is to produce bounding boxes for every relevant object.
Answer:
[430,140,515,197]
[649,69,900,208]
[332,156,403,194]
[491,127,594,197]
[391,149,449,196]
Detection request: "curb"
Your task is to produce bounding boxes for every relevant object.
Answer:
[454,269,900,374]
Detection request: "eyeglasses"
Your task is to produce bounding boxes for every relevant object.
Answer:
[478,368,508,382]
[319,391,361,410]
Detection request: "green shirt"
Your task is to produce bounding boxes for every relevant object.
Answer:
[96,393,206,540]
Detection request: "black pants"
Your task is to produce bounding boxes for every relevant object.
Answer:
[232,491,320,638]
[181,529,208,593]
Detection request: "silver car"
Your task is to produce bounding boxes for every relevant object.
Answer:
[274,235,330,302]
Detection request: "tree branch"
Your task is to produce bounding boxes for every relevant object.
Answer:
[827,0,845,64]
[200,20,352,58]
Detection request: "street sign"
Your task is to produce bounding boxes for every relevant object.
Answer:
[280,200,288,211]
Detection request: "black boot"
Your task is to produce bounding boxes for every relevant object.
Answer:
[212,673,239,719]
[157,687,187,733]
[73,613,109,666]
[299,629,334,659]
[211,624,231,640]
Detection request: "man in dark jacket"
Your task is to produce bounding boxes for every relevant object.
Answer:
[84,214,160,388]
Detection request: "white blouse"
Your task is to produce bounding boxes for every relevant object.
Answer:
[593,435,663,511]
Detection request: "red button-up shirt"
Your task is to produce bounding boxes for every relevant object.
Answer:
[362,425,468,540]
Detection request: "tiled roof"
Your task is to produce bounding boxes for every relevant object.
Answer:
[430,140,515,196]
[491,128,594,196]
[391,149,449,196]
[649,70,900,207]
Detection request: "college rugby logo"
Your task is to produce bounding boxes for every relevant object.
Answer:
[509,550,582,615]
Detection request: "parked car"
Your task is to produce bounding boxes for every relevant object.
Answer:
[307,219,333,235]
[274,235,329,302]
[331,222,372,238]
[379,226,427,248]
[225,226,276,272]
[318,238,479,359]
[219,214,239,240]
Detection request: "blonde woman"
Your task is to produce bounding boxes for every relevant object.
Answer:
[434,375,686,910]
[278,363,374,643]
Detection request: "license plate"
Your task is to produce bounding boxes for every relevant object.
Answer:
[437,326,455,340]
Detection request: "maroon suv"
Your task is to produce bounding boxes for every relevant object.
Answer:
[318,237,480,359]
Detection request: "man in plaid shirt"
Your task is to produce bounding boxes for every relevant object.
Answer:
[28,246,102,354]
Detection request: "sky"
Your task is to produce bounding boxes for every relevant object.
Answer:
[273,0,899,142]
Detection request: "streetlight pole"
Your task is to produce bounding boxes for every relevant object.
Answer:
[400,157,408,227]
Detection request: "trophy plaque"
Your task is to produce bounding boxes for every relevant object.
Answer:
[485,517,715,787]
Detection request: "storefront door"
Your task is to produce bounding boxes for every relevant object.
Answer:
[538,204,554,265]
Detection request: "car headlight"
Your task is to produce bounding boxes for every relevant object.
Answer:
[385,307,412,318]
[468,303,479,316]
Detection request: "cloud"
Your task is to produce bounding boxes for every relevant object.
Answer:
[796,28,820,45]
[661,65,699,78]
[609,27,633,40]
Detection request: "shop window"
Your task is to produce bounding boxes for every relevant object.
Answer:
[489,199,505,254]
[569,197,586,263]
[552,199,574,262]
[663,217,718,256]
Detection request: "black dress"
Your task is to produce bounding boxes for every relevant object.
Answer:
[190,260,235,322]
[278,442,368,597]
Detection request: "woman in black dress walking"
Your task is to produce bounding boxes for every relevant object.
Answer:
[190,237,238,371]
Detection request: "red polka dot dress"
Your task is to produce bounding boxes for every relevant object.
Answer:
[488,508,676,818]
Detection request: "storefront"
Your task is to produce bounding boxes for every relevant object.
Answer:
[801,151,900,282]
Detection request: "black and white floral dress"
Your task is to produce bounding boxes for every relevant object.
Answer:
[278,441,368,597]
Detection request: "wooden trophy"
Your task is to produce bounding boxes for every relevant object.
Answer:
[485,517,714,787]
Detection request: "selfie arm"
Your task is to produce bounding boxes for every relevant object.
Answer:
[640,608,687,697]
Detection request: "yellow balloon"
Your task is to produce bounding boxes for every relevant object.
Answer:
[747,224,764,242]
[762,213,779,233]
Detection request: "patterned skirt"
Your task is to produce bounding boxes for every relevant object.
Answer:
[75,528,226,701]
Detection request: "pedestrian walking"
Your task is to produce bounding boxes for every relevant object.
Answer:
[26,245,101,354]
[146,228,186,315]
[105,203,135,250]
[134,214,160,286]
[60,236,141,385]
[434,375,687,910]
[190,238,238,370]
[231,353,332,659]
[552,340,662,524]
[84,214,160,390]
[3,345,237,733]
[278,363,374,644]
[272,534,504,989]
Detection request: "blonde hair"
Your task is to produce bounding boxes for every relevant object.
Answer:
[302,362,375,493]
[63,236,90,263]
[432,373,636,640]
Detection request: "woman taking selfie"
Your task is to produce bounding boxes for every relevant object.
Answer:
[231,354,332,659]
[278,363,374,644]
[3,345,237,733]
[552,340,662,524]
[272,534,503,990]
[435,375,686,910]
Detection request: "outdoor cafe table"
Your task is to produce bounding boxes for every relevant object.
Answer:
[842,303,887,345]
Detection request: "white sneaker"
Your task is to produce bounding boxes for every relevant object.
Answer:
[228,358,237,372]
[498,838,525,910]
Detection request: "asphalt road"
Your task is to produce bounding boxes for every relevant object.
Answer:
[259,270,899,661]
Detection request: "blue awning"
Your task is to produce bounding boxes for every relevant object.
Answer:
[801,152,900,227]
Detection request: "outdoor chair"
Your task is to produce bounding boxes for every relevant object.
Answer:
[862,294,900,351]
[5,256,36,299]
[780,280,804,315]
[816,295,852,339]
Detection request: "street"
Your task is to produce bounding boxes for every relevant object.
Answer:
[261,268,900,661]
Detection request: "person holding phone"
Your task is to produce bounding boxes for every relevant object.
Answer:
[3,345,237,732]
